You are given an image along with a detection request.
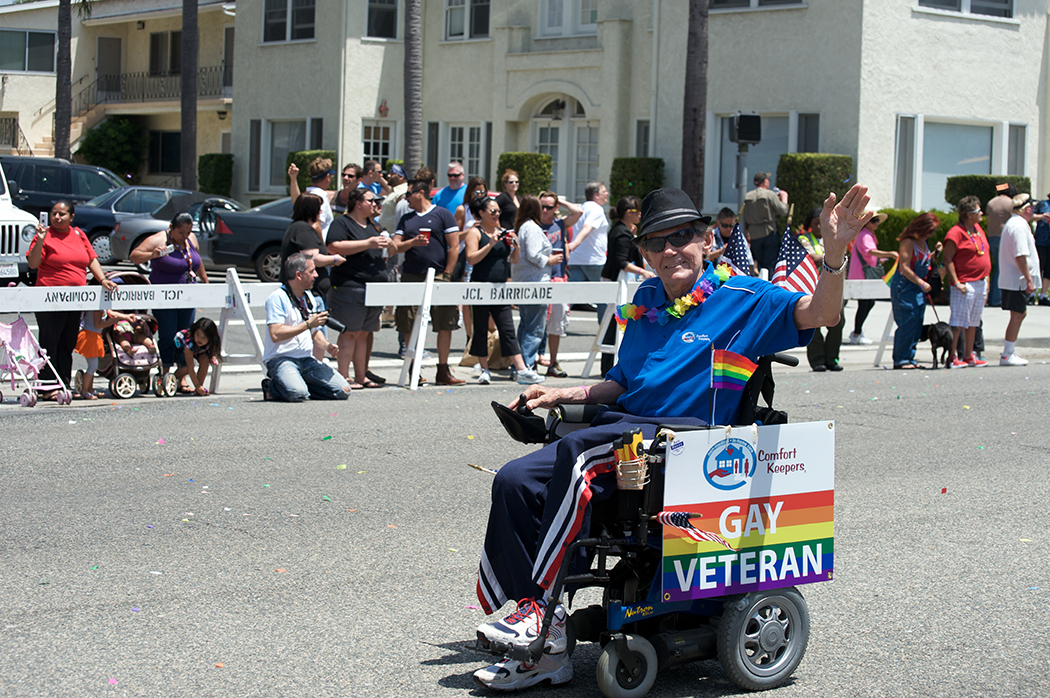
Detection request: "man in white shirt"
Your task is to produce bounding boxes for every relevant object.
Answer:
[998,193,1039,366]
[566,181,610,319]
[261,253,350,401]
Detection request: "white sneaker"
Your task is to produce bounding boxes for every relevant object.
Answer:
[473,652,573,692]
[478,370,491,385]
[476,599,568,653]
[1000,353,1028,366]
[849,332,873,345]
[515,368,546,385]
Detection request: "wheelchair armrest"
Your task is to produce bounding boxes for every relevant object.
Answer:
[549,403,608,424]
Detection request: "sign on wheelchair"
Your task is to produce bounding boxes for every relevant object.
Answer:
[488,390,834,696]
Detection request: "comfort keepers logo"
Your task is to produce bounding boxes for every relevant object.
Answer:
[703,438,757,491]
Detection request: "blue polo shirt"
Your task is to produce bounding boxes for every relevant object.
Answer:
[1034,199,1050,247]
[432,185,465,213]
[606,265,813,425]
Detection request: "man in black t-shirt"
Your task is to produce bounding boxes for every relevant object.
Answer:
[392,180,465,385]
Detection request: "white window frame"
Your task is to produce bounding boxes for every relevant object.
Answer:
[892,114,1025,210]
[264,118,308,192]
[443,122,485,183]
[366,0,400,40]
[0,29,56,74]
[538,0,598,38]
[362,119,397,168]
[634,119,650,158]
[261,0,316,44]
[914,0,1015,22]
[710,0,806,12]
[533,120,562,195]
[444,0,490,41]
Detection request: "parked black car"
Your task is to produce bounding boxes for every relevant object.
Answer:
[0,156,126,220]
[71,186,193,264]
[212,198,294,282]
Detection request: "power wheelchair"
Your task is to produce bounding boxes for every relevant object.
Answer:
[486,353,834,697]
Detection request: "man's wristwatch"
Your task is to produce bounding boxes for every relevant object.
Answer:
[822,255,848,276]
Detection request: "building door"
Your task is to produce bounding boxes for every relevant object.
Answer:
[96,36,122,102]
[222,26,234,97]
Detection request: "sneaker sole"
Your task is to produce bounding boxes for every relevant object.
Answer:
[474,664,573,692]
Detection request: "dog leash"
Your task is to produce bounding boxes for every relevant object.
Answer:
[925,293,942,323]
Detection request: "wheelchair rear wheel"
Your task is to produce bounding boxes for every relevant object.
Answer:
[595,634,658,698]
[716,587,809,691]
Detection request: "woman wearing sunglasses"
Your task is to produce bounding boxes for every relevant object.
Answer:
[473,185,873,690]
[942,195,991,367]
[599,195,654,375]
[495,169,521,230]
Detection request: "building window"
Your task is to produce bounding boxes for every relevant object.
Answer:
[1008,124,1026,175]
[149,131,181,174]
[718,114,789,203]
[922,121,992,210]
[574,124,599,202]
[368,0,398,39]
[540,0,598,37]
[536,124,560,193]
[917,0,1012,18]
[712,0,805,9]
[310,118,324,150]
[249,119,262,191]
[449,125,482,177]
[635,120,650,158]
[269,120,306,187]
[0,30,56,73]
[263,0,316,43]
[446,0,490,40]
[426,122,440,170]
[797,113,820,153]
[893,116,915,209]
[149,31,181,75]
[362,120,394,168]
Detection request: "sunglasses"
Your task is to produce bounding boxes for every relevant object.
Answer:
[343,173,356,178]
[541,205,556,211]
[506,180,519,185]
[718,222,734,229]
[639,228,699,253]
[448,172,464,178]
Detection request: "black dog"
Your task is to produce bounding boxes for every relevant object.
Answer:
[921,322,952,369]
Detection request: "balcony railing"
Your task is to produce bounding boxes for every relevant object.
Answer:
[94,65,233,105]
[0,117,33,155]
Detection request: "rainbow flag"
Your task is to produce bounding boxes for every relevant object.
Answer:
[711,349,757,391]
[882,258,898,285]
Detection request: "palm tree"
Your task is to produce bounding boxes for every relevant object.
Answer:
[403,0,423,173]
[180,0,198,190]
[680,0,709,208]
[54,0,93,160]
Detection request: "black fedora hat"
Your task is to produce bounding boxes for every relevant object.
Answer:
[638,188,712,239]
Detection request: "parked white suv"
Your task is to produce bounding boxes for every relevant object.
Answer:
[0,162,48,285]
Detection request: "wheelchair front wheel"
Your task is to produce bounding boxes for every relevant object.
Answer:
[595,634,658,698]
[716,587,809,691]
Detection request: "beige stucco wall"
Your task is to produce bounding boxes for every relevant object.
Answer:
[858,0,1048,209]
[0,2,68,150]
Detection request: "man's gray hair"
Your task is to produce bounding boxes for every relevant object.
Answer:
[284,252,314,280]
[584,181,604,202]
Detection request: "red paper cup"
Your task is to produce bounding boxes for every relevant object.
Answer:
[419,228,431,242]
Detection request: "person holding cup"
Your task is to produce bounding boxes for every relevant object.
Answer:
[391,179,466,386]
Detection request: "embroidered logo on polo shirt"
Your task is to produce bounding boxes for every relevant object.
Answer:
[681,331,696,344]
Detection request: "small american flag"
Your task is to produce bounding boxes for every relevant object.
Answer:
[656,511,736,551]
[722,223,755,277]
[771,222,819,294]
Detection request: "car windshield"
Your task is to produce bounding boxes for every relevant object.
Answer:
[84,191,115,207]
[99,169,128,191]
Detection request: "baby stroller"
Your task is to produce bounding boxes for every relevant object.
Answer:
[486,353,835,696]
[74,271,176,400]
[0,316,74,406]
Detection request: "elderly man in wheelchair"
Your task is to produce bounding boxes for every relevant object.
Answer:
[471,185,871,694]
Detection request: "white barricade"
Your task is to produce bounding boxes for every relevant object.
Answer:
[843,279,892,367]
[0,269,279,393]
[364,273,639,389]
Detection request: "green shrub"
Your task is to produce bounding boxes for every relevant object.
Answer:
[197,153,233,197]
[945,175,1030,209]
[775,153,853,228]
[872,208,958,252]
[495,153,552,196]
[286,149,337,193]
[609,157,664,203]
[76,117,148,184]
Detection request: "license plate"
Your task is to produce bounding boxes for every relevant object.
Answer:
[0,262,17,278]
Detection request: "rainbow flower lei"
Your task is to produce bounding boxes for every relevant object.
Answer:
[615,263,734,328]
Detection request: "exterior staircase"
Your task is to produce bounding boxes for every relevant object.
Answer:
[32,104,108,157]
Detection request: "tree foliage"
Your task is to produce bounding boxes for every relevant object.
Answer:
[77,117,147,183]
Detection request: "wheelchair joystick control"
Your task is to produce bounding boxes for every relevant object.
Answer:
[516,393,531,416]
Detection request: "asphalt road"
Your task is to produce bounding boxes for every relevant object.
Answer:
[1,356,1047,697]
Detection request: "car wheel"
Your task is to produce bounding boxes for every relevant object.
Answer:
[254,247,281,283]
[90,230,115,265]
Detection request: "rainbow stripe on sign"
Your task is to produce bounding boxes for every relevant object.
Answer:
[660,490,834,601]
[711,349,757,391]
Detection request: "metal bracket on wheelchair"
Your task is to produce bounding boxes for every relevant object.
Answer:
[611,633,643,675]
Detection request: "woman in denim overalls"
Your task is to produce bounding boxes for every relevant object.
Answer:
[891,212,942,368]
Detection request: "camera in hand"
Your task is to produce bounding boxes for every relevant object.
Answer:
[324,316,346,333]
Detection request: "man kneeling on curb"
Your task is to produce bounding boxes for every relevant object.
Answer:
[261,253,351,402]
